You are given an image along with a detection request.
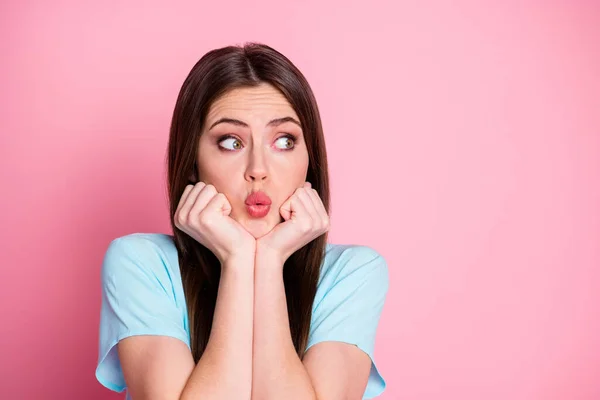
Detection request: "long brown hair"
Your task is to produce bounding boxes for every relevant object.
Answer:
[165,42,330,362]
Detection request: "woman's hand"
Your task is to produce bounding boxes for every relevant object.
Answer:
[256,182,330,265]
[175,182,256,265]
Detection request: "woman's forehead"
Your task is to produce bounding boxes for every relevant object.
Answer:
[207,84,298,121]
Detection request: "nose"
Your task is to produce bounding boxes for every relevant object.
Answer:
[244,146,268,182]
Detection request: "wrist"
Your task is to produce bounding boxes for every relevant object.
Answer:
[255,244,287,267]
[220,251,255,270]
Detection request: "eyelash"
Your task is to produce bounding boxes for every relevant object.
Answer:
[217,133,298,152]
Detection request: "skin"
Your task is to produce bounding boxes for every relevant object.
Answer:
[196,83,310,242]
[116,83,371,400]
[194,83,369,400]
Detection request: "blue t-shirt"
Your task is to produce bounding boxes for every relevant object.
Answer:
[95,233,389,399]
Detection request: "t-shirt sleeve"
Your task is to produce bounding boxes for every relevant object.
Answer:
[306,246,390,399]
[95,236,190,393]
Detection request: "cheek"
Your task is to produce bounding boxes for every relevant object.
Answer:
[277,151,308,176]
[197,153,235,184]
[274,165,305,189]
[197,165,228,192]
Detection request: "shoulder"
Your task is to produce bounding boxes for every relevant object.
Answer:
[101,232,180,283]
[316,243,389,300]
[106,232,176,254]
[96,233,191,393]
[321,243,388,283]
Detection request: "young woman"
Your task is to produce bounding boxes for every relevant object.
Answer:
[95,42,389,400]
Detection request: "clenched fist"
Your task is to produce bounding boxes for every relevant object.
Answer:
[174,182,256,265]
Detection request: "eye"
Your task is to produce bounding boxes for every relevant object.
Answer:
[275,134,297,150]
[218,135,243,151]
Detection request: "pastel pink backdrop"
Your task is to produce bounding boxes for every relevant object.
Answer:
[1,1,598,399]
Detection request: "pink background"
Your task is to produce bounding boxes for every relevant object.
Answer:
[1,1,599,399]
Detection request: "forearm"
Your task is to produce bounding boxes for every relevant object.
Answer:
[251,252,316,400]
[181,259,254,400]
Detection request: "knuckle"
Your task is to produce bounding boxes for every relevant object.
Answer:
[197,211,212,226]
[201,217,214,229]
[187,213,198,227]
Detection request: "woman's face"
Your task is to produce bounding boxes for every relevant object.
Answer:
[196,83,309,239]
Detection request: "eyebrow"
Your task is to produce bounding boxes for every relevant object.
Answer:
[208,116,302,131]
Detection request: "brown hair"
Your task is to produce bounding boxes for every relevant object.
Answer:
[165,42,330,362]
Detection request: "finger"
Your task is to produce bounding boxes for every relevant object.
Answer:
[289,192,309,223]
[202,192,231,217]
[296,187,319,223]
[280,196,293,221]
[175,184,194,216]
[308,188,328,219]
[190,184,218,218]
[302,185,321,214]
[281,189,308,222]
[178,182,206,221]
[305,188,330,231]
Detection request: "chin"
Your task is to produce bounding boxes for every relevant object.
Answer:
[237,215,277,239]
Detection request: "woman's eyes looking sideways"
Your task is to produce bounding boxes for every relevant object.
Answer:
[217,134,298,152]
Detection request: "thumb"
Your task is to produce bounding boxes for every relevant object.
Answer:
[279,196,293,221]
[204,193,232,216]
